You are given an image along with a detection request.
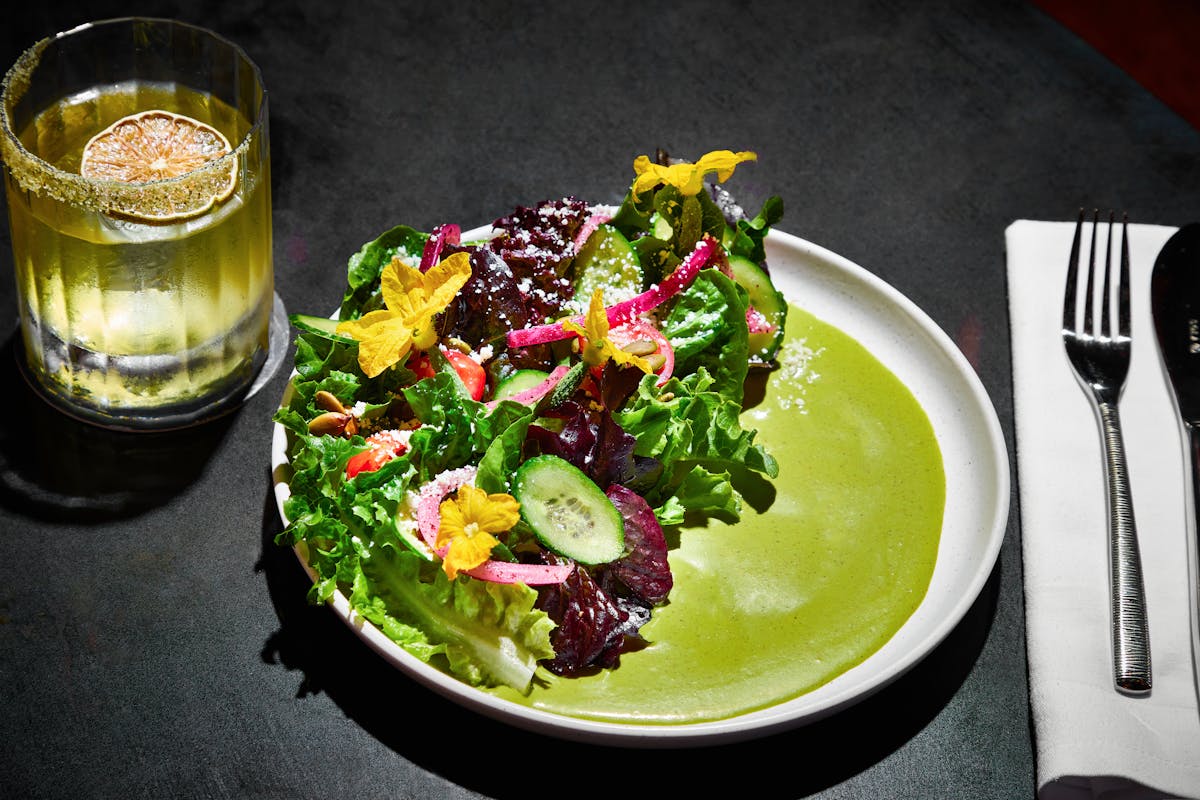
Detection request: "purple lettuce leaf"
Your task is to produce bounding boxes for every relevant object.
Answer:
[525,399,662,493]
[533,484,673,675]
[601,484,674,606]
[435,246,555,369]
[525,362,663,492]
[436,246,526,343]
[486,197,589,324]
[535,554,642,676]
[596,359,646,410]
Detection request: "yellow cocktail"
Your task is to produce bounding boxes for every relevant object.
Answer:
[0,19,273,429]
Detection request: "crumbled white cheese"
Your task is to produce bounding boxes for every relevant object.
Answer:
[394,249,422,269]
[770,337,823,414]
[368,427,415,450]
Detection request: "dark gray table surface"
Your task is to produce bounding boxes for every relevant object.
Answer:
[2,1,1197,798]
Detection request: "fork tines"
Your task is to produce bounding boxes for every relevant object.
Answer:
[1063,208,1131,347]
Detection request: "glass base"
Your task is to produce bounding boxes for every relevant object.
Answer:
[16,292,289,432]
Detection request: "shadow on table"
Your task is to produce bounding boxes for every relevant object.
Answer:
[0,333,231,521]
[258,482,1001,798]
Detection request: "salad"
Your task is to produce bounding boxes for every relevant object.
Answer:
[274,149,787,693]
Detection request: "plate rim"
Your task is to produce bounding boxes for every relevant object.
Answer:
[269,226,1010,746]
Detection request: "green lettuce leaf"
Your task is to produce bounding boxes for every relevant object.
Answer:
[726,195,784,264]
[403,374,480,481]
[615,369,778,523]
[340,225,428,320]
[275,360,552,691]
[276,411,423,586]
[276,332,414,431]
[660,269,751,405]
[653,465,741,527]
[609,184,655,238]
[475,401,535,494]
[400,371,533,485]
[353,544,557,692]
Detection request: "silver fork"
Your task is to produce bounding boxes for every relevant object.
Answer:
[1062,208,1151,694]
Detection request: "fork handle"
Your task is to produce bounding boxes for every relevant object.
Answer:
[1097,399,1152,694]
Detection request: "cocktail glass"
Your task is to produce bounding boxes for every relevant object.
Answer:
[0,17,274,430]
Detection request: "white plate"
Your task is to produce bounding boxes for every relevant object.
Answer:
[270,227,1009,746]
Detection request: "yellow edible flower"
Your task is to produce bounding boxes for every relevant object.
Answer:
[631,149,757,196]
[562,289,652,373]
[336,252,472,378]
[436,485,521,579]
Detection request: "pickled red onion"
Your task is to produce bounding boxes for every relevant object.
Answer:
[483,365,571,411]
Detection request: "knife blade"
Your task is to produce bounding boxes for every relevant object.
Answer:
[1150,222,1200,692]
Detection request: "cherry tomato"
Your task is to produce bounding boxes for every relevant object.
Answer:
[406,352,436,380]
[345,448,391,478]
[406,349,487,401]
[345,431,409,478]
[442,349,487,401]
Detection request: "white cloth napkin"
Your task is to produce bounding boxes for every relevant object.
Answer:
[1008,220,1200,800]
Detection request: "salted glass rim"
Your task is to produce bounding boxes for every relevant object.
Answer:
[0,16,268,217]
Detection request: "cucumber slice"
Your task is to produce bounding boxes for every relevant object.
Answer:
[493,369,550,402]
[290,313,355,343]
[570,224,643,311]
[513,455,625,564]
[651,213,673,241]
[727,255,787,362]
[394,517,435,561]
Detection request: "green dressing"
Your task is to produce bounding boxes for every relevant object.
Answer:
[488,304,946,723]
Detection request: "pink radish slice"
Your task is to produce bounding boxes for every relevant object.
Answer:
[506,320,575,349]
[414,465,574,585]
[419,223,462,272]
[483,365,571,411]
[604,236,721,325]
[506,235,721,348]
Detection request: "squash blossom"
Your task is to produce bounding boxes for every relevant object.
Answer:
[562,289,652,373]
[631,149,757,196]
[436,485,521,579]
[336,251,472,378]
